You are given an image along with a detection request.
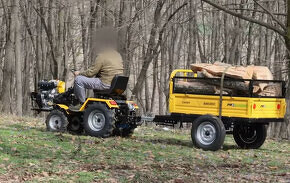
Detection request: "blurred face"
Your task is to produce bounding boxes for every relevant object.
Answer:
[93,27,117,54]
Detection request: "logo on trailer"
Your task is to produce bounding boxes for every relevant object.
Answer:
[227,103,247,108]
[203,102,215,105]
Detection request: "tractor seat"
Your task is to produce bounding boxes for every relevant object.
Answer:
[94,75,129,96]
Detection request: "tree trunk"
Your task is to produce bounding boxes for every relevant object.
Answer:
[0,0,15,113]
[246,3,257,65]
[15,0,23,116]
[132,0,164,98]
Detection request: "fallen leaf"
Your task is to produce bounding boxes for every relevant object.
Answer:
[174,178,184,183]
[269,166,278,170]
[11,147,17,152]
[42,172,49,177]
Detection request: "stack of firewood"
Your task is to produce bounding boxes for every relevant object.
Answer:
[175,62,280,96]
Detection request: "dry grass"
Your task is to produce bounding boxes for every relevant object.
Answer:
[0,114,289,183]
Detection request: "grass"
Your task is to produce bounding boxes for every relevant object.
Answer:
[0,114,289,183]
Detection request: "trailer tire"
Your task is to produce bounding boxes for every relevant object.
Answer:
[233,124,266,149]
[83,103,114,138]
[191,115,225,151]
[46,110,68,132]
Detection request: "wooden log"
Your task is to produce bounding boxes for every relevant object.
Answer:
[175,80,216,94]
[255,84,281,97]
[253,85,260,93]
[253,66,274,91]
[199,69,249,94]
[253,66,273,80]
[191,62,254,80]
[214,86,236,95]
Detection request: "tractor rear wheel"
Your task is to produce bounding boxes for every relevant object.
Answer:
[191,115,225,151]
[46,110,68,132]
[83,103,114,138]
[233,124,267,149]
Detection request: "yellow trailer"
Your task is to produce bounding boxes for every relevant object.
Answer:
[153,69,286,151]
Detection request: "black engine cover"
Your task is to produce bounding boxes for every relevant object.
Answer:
[38,80,57,91]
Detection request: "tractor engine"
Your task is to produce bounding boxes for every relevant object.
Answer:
[31,80,66,110]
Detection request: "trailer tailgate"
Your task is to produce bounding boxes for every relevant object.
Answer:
[250,98,286,119]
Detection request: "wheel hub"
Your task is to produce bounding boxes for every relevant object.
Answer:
[88,110,106,132]
[205,131,210,136]
[49,115,62,130]
[197,122,217,145]
[239,126,257,144]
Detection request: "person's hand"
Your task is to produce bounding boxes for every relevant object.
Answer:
[74,71,80,76]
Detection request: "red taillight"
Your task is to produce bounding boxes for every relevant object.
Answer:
[109,100,117,105]
[277,104,281,110]
[133,103,138,107]
[253,104,256,110]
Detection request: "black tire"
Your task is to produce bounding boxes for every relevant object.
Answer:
[233,124,267,149]
[83,103,114,138]
[67,116,84,135]
[120,127,135,137]
[46,110,68,132]
[191,115,226,151]
[113,124,136,138]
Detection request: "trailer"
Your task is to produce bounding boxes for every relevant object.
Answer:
[148,69,286,151]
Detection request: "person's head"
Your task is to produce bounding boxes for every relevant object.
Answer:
[92,27,118,54]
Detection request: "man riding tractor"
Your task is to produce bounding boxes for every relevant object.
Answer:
[71,27,123,110]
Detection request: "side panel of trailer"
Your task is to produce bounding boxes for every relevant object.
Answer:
[168,69,286,120]
[169,94,286,119]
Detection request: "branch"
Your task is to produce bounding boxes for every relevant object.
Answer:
[253,0,286,30]
[32,4,58,76]
[156,2,188,48]
[201,0,286,37]
[226,8,286,16]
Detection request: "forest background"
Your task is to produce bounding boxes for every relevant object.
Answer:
[0,0,289,139]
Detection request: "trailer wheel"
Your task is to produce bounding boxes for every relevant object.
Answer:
[68,116,84,134]
[83,103,114,138]
[233,124,266,149]
[191,115,225,151]
[46,110,68,132]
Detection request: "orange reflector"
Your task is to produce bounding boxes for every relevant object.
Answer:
[253,104,256,110]
[277,104,281,110]
[109,100,117,105]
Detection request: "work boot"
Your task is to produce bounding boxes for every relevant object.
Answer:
[69,103,83,111]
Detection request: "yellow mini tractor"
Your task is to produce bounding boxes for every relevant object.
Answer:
[31,76,141,137]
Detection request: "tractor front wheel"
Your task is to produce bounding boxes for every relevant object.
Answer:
[46,110,68,132]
